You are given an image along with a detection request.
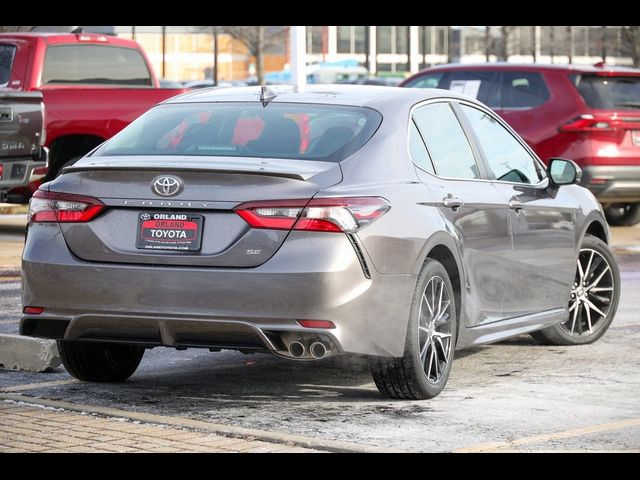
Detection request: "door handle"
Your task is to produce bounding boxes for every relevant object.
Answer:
[442,195,464,210]
[509,199,525,211]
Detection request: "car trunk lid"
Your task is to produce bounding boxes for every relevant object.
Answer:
[49,156,342,267]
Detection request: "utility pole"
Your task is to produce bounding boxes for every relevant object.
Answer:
[212,28,218,86]
[161,26,166,78]
[290,26,306,92]
[567,26,573,64]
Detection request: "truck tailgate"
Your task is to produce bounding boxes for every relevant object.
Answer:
[0,90,43,159]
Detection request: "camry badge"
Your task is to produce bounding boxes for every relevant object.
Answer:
[152,175,183,197]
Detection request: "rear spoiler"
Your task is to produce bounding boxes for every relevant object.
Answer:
[64,157,340,182]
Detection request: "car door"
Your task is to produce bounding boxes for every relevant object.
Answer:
[411,101,513,327]
[456,102,577,319]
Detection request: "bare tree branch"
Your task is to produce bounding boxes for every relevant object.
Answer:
[500,26,515,61]
[220,26,286,84]
[621,26,640,68]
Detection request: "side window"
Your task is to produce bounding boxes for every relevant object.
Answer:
[500,71,550,109]
[443,71,499,108]
[408,120,434,174]
[460,105,542,184]
[0,44,17,87]
[413,103,480,180]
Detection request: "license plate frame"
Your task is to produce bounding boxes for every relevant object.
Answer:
[136,212,204,252]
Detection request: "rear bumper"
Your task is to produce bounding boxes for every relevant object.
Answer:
[581,165,640,203]
[21,224,416,357]
[1,148,48,201]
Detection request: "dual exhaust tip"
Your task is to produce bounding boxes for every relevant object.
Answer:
[288,340,331,359]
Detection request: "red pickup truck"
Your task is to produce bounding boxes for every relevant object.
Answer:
[0,32,187,203]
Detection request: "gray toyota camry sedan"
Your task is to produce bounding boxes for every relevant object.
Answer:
[21,85,620,399]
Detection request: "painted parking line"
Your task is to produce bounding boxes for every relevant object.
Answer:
[0,319,19,325]
[455,418,640,453]
[0,393,403,453]
[0,379,78,393]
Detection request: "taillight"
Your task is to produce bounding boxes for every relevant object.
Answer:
[235,197,390,233]
[28,190,105,223]
[297,319,336,329]
[560,114,616,132]
[23,306,45,315]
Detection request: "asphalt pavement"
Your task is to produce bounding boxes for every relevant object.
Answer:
[1,214,639,452]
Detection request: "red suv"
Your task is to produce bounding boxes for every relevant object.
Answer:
[401,63,640,226]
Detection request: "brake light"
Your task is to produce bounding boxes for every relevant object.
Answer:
[297,319,336,329]
[235,197,390,233]
[23,306,45,315]
[28,190,105,223]
[560,114,615,132]
[561,113,640,133]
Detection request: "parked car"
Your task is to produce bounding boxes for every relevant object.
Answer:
[183,80,247,89]
[338,76,404,86]
[0,32,187,202]
[159,78,184,89]
[0,89,48,201]
[22,86,619,399]
[402,63,640,226]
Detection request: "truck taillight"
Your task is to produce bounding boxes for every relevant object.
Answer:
[29,190,105,223]
[235,197,390,233]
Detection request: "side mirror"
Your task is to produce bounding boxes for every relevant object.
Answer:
[548,158,582,186]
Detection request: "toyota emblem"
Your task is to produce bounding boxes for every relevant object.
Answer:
[152,175,183,197]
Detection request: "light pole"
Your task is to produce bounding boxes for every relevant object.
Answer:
[290,26,307,92]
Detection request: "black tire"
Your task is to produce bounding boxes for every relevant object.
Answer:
[604,203,640,227]
[530,234,620,346]
[57,341,144,383]
[370,259,458,400]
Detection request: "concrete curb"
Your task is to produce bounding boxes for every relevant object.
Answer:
[0,393,404,453]
[0,334,61,372]
[0,268,21,278]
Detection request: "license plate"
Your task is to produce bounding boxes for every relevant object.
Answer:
[633,130,640,146]
[136,212,203,252]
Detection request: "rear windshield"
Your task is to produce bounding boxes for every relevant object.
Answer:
[94,102,383,163]
[0,44,17,87]
[572,74,640,110]
[42,45,152,87]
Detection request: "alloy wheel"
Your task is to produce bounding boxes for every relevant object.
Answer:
[418,276,453,384]
[561,248,615,337]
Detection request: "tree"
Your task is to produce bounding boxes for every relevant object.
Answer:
[622,26,640,68]
[485,26,491,62]
[499,26,515,61]
[220,26,286,85]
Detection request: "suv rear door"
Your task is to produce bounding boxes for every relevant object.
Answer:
[404,70,500,108]
[492,70,552,149]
